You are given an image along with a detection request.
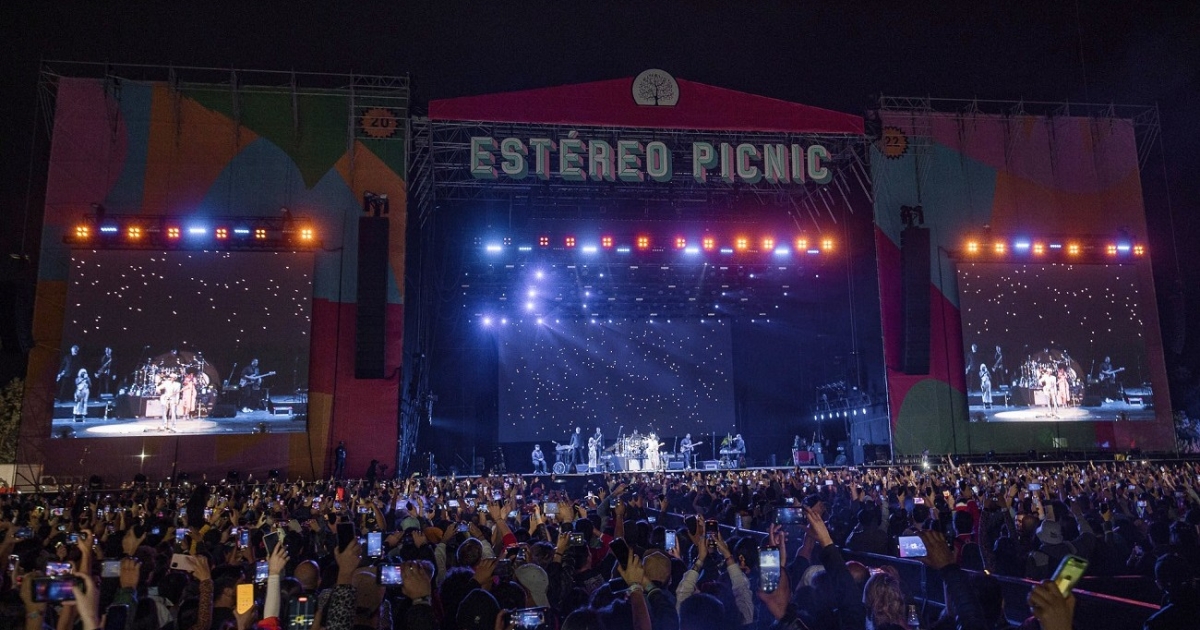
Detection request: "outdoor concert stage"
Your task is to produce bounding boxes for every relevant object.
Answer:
[973,399,1155,423]
[50,395,307,437]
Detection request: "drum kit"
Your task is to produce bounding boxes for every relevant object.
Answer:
[126,352,220,408]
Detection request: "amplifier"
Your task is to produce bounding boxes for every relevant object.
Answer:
[271,405,293,416]
[701,460,720,470]
[667,459,685,471]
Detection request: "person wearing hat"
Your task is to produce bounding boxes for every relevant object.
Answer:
[1025,520,1076,580]
[457,588,501,630]
[514,563,551,608]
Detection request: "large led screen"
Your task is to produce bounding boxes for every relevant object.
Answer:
[957,263,1156,422]
[498,319,735,444]
[53,250,313,437]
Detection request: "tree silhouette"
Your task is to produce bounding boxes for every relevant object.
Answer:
[637,72,675,105]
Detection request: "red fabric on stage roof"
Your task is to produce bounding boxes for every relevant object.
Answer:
[429,78,863,135]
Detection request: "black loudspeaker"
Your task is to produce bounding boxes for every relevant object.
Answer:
[356,215,389,379]
[667,459,685,471]
[900,225,931,374]
[210,403,238,418]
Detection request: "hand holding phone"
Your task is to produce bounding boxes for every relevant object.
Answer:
[898,535,928,559]
[236,583,255,615]
[1051,555,1088,595]
[758,547,781,593]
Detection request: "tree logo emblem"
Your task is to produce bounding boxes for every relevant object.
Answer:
[632,69,679,107]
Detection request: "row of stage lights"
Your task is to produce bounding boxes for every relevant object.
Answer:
[959,237,1145,260]
[815,409,870,421]
[481,233,835,257]
[66,212,320,250]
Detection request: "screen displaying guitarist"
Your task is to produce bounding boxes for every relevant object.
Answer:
[1097,356,1125,384]
[238,359,276,412]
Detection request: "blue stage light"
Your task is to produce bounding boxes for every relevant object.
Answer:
[482,316,493,327]
[518,245,533,252]
[1014,241,1031,251]
[485,244,503,253]
[616,246,631,253]
[581,245,598,254]
[719,248,734,254]
[684,246,701,255]
[188,226,208,236]
[233,228,251,236]
[99,226,119,234]
[1117,244,1131,253]
[774,247,791,256]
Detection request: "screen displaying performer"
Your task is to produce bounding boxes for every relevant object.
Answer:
[54,250,314,438]
[497,319,735,442]
[957,262,1158,422]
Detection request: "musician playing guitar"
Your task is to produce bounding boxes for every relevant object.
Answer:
[238,359,276,412]
[1098,356,1125,383]
[679,433,704,470]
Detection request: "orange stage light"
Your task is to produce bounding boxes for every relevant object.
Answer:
[1133,245,1145,256]
[1106,244,1118,256]
[539,236,549,247]
[166,227,181,239]
[565,236,576,248]
[993,242,1006,254]
[1067,243,1081,256]
[601,236,613,248]
[74,225,90,239]
[966,241,979,254]
[254,228,267,240]
[735,237,749,251]
[1032,243,1045,255]
[821,238,834,252]
[761,237,775,251]
[675,237,686,249]
[215,227,229,240]
[126,226,142,240]
[637,235,650,250]
[702,237,715,251]
[796,237,809,251]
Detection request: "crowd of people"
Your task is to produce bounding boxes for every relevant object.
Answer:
[4,458,1200,630]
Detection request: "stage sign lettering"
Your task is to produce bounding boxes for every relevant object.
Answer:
[469,133,832,186]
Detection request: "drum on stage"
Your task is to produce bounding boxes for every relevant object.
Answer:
[552,462,567,474]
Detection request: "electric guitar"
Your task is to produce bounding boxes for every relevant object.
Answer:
[1098,367,1125,382]
[239,371,276,387]
[679,441,704,453]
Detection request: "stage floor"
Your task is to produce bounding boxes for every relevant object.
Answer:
[50,398,306,437]
[970,400,1155,423]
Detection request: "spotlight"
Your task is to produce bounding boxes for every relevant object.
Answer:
[796,237,808,250]
[821,238,834,252]
[254,228,267,240]
[601,236,613,248]
[482,316,493,327]
[702,237,715,250]
[993,241,1006,254]
[1032,243,1045,255]
[74,225,91,240]
[485,244,503,253]
[215,227,229,240]
[538,236,549,247]
[535,271,545,280]
[675,237,686,249]
[166,226,181,239]
[1014,240,1030,251]
[1133,245,1144,256]
[966,241,979,254]
[637,235,650,250]
[1106,244,1118,256]
[527,289,537,298]
[299,227,314,241]
[126,226,143,240]
[564,236,576,248]
[761,237,775,250]
[1067,243,1081,256]
[735,237,749,251]
[187,226,208,236]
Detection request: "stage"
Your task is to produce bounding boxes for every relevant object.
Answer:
[969,398,1154,423]
[50,396,307,437]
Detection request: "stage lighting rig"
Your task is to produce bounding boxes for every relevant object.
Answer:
[64,211,322,251]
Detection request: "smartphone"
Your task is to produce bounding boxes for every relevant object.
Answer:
[288,595,315,630]
[357,506,370,514]
[898,535,928,559]
[367,532,383,558]
[32,577,77,602]
[568,532,585,547]
[311,497,322,509]
[457,522,470,533]
[46,562,72,577]
[175,528,189,543]
[239,529,250,548]
[204,508,213,520]
[169,554,196,573]
[775,507,805,525]
[544,503,558,515]
[378,564,403,585]
[1029,483,1042,491]
[734,514,742,530]
[337,522,355,551]
[494,558,514,579]
[914,497,925,505]
[759,547,781,593]
[104,605,129,630]
[610,538,630,569]
[101,560,121,578]
[7,554,19,573]
[51,507,65,517]
[255,560,268,584]
[263,530,281,556]
[664,530,677,552]
[236,583,255,615]
[333,501,342,511]
[1052,555,1088,596]
[15,527,33,540]
[448,499,459,508]
[67,532,80,545]
[825,480,834,486]
[512,607,548,630]
[493,490,503,501]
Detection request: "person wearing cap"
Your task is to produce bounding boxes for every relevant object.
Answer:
[1025,520,1076,580]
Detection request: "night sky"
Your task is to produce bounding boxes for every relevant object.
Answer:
[64,250,313,387]
[958,263,1150,382]
[1,2,1197,384]
[497,319,734,443]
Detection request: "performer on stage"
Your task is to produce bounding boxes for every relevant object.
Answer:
[1056,366,1070,408]
[980,364,993,409]
[792,435,803,467]
[158,373,181,431]
[180,369,198,420]
[646,432,661,471]
[334,441,347,479]
[732,433,746,467]
[965,343,980,391]
[531,444,547,474]
[95,347,116,397]
[56,345,83,402]
[587,434,599,472]
[992,345,1005,386]
[239,359,267,413]
[1038,367,1058,417]
[680,433,696,469]
[567,427,582,469]
[73,368,90,420]
[593,427,603,451]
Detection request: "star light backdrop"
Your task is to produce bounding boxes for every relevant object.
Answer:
[61,250,314,434]
[957,262,1152,401]
[496,319,735,442]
